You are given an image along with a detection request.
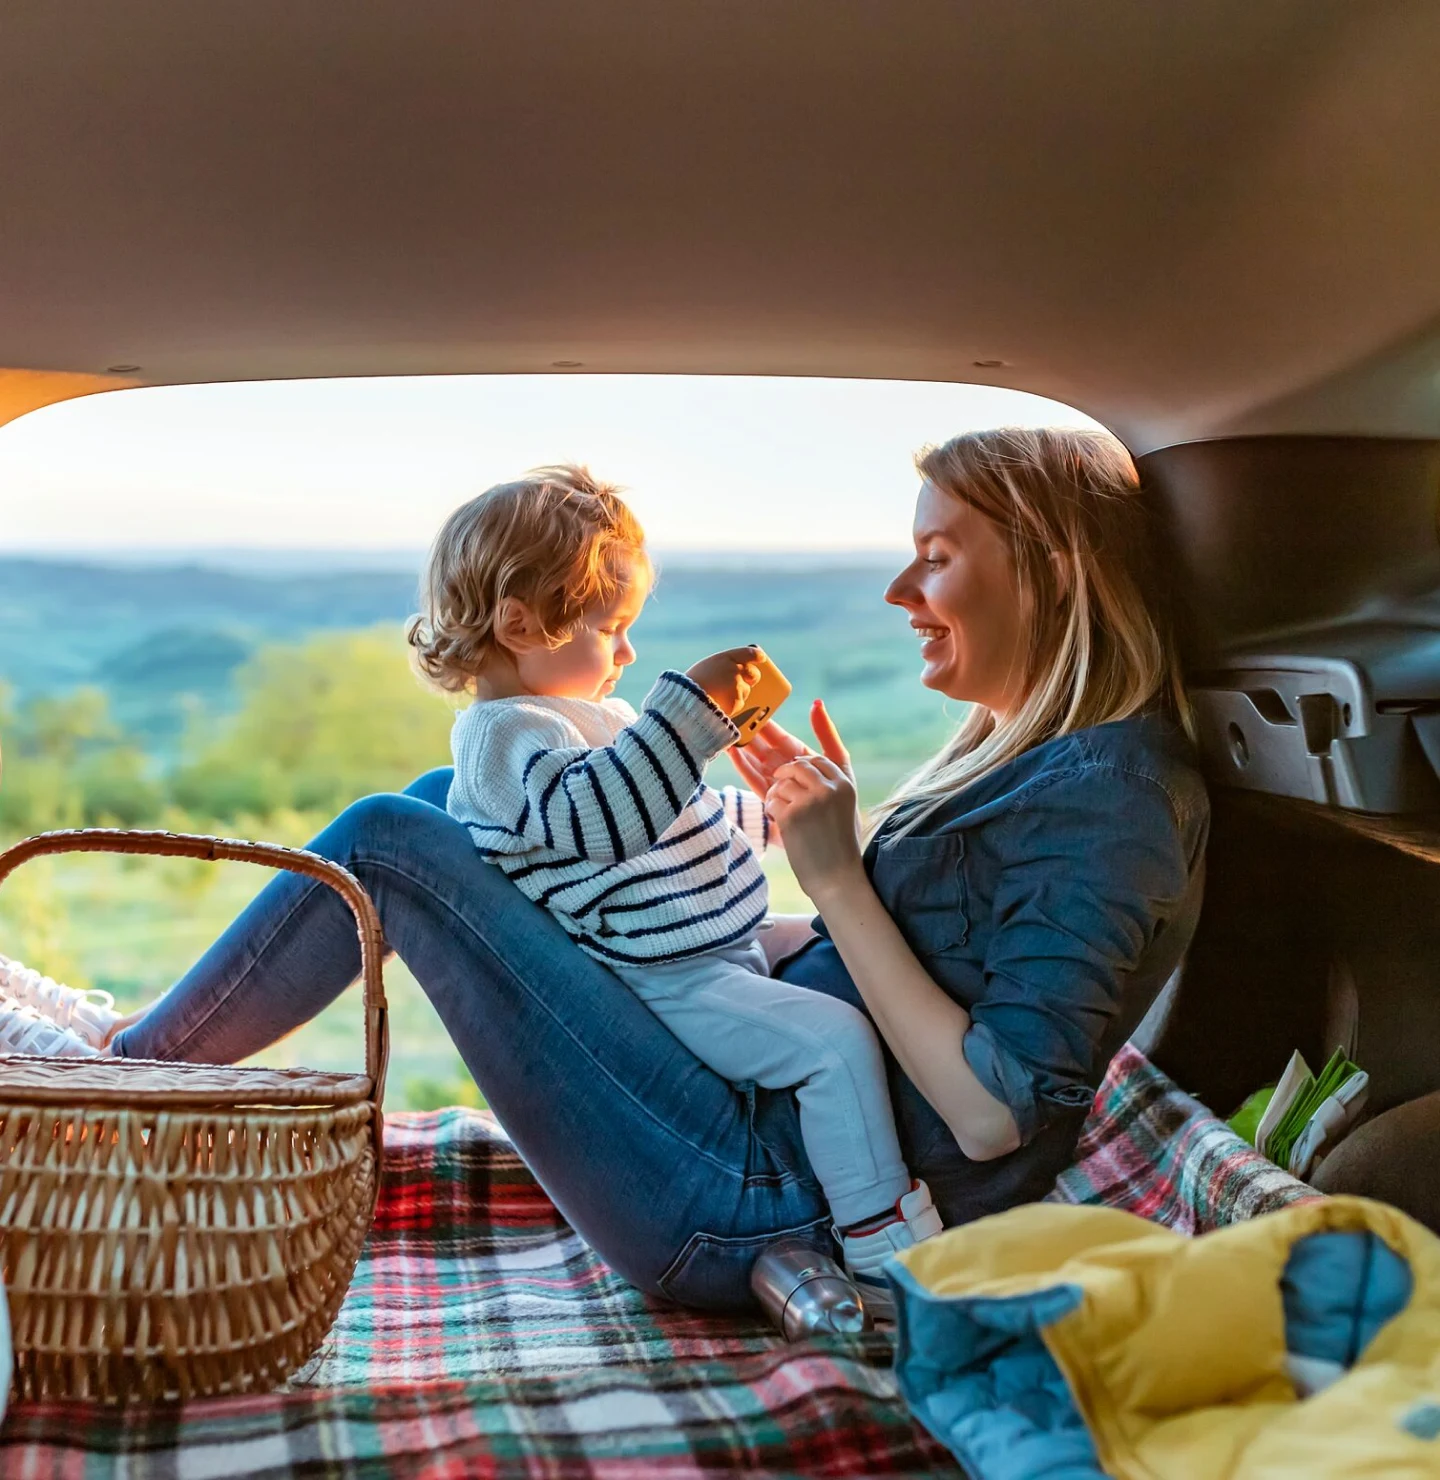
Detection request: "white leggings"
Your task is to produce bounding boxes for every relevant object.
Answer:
[616,938,911,1226]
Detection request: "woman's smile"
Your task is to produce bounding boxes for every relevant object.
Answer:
[912,622,949,657]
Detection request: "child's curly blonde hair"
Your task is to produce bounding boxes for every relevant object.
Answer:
[407,464,647,693]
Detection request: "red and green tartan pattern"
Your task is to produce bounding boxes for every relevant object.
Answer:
[0,1048,1312,1477]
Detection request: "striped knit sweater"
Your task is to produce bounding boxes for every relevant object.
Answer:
[447,671,771,965]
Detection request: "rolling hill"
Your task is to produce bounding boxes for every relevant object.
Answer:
[0,553,957,768]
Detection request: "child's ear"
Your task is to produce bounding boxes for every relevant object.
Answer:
[494,597,546,656]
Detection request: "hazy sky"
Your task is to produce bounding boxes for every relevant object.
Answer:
[1,375,1098,554]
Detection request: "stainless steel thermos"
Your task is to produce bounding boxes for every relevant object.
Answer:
[749,1237,870,1338]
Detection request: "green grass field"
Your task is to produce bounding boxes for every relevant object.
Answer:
[0,554,952,1111]
[0,815,816,1111]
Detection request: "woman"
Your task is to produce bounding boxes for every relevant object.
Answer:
[65,427,1212,1309]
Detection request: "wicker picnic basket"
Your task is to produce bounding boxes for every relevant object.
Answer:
[0,828,389,1404]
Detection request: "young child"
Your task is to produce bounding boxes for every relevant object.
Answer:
[409,464,942,1302]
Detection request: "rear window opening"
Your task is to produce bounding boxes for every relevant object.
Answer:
[0,373,1099,1108]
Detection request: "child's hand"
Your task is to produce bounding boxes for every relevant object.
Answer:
[686,645,763,718]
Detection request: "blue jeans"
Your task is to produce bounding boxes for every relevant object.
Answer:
[113,770,830,1310]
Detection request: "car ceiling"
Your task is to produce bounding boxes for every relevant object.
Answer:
[2,0,1438,453]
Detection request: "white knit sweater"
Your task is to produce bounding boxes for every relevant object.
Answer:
[447,671,771,965]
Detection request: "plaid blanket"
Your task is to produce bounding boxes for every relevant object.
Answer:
[1049,1043,1317,1231]
[0,1045,1311,1478]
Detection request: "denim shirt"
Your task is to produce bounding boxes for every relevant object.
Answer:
[779,711,1209,1226]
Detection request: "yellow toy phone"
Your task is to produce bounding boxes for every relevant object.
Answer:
[732,649,792,747]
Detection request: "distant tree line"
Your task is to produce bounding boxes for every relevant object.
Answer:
[0,629,455,834]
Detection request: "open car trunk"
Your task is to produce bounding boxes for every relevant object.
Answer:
[3,1,1440,1469]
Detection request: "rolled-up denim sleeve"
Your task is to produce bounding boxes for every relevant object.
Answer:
[963,769,1193,1145]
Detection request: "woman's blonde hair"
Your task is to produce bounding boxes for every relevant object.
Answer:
[870,426,1191,836]
[407,464,646,692]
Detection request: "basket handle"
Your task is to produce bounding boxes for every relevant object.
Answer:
[0,828,389,1112]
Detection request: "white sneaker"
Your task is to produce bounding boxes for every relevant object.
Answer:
[0,953,119,1049]
[0,997,102,1058]
[839,1180,943,1321]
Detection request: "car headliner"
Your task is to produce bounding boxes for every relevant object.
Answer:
[2,1,1438,452]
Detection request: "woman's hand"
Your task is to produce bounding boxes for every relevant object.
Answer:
[731,703,854,852]
[729,718,808,805]
[729,716,811,848]
[762,702,865,901]
[731,702,856,793]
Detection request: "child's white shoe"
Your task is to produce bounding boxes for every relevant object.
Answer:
[0,997,103,1058]
[839,1180,943,1321]
[0,953,119,1049]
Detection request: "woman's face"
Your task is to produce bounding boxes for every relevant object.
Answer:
[885,482,1032,718]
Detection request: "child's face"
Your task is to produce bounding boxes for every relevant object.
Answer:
[518,558,650,701]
